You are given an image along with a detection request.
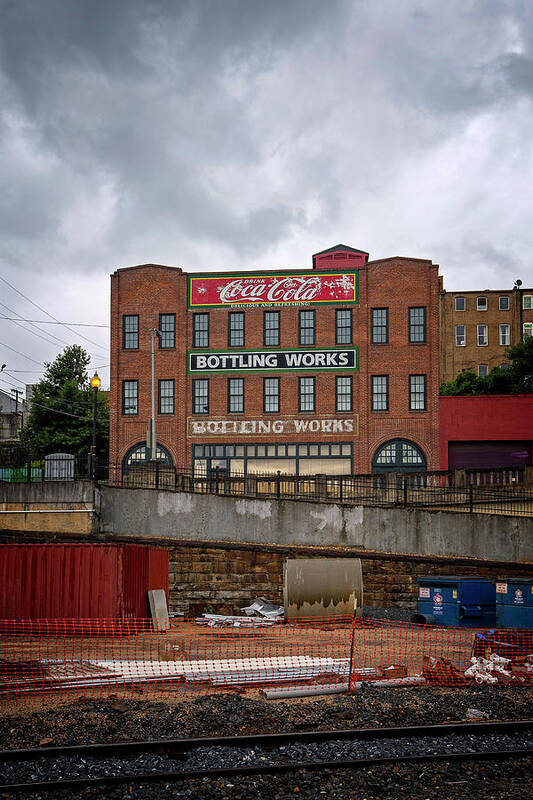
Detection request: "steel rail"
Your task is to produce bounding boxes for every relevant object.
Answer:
[1,720,532,792]
[0,719,533,763]
[2,719,533,760]
[2,748,532,793]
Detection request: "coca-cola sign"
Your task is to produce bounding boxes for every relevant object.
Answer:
[188,272,358,307]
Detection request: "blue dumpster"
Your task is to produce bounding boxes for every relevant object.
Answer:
[412,576,496,627]
[496,578,533,629]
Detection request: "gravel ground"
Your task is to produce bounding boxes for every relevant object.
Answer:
[1,686,532,799]
[362,606,414,623]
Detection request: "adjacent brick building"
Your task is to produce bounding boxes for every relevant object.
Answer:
[440,286,533,384]
[110,245,442,477]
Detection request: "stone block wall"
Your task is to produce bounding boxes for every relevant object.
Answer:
[1,530,531,618]
[166,540,533,616]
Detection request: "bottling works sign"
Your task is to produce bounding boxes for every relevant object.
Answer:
[188,416,358,437]
[188,271,358,307]
[188,348,358,373]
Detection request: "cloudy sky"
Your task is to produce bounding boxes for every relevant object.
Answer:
[1,0,532,393]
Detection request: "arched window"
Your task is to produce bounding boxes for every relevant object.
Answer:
[372,439,427,473]
[122,442,173,473]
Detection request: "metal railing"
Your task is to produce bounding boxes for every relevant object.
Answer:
[1,453,531,516]
[0,453,89,483]
[101,462,533,517]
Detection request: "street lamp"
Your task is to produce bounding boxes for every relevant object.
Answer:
[90,371,101,480]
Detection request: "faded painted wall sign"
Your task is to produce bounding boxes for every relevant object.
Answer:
[187,416,359,437]
[188,272,358,307]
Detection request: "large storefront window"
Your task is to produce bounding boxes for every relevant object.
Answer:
[193,442,352,477]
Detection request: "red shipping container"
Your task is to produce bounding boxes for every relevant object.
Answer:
[0,543,168,620]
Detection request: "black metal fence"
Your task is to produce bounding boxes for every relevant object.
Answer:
[1,453,531,516]
[101,462,533,517]
[0,453,90,483]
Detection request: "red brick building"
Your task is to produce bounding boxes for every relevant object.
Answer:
[110,245,442,477]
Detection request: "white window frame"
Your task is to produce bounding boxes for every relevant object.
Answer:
[478,364,488,377]
[523,295,532,310]
[499,323,510,346]
[498,296,509,311]
[477,296,487,311]
[454,297,465,312]
[455,325,466,346]
[524,322,533,339]
[477,324,488,346]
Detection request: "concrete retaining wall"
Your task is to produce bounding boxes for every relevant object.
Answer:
[0,481,99,534]
[100,485,533,563]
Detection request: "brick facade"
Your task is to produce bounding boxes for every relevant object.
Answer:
[110,245,442,476]
[440,287,533,383]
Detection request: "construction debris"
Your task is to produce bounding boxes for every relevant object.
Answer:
[147,589,170,633]
[193,597,284,629]
[465,653,533,684]
[195,614,280,629]
[263,673,424,699]
[241,597,284,619]
[0,655,351,696]
[423,656,468,685]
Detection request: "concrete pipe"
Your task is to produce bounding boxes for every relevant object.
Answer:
[283,558,363,619]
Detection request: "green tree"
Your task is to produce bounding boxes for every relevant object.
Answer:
[440,337,533,395]
[20,345,109,459]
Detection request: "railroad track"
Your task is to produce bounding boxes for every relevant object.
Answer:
[1,720,532,793]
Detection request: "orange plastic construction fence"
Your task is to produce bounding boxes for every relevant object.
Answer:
[1,617,532,702]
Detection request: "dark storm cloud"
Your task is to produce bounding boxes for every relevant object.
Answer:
[0,1,532,390]
[0,0,346,263]
[501,53,533,95]
[1,0,529,260]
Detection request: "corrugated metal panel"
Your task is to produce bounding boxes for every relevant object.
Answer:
[0,544,168,620]
[122,544,148,619]
[148,548,169,604]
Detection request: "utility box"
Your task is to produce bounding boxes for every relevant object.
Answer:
[412,576,496,627]
[495,578,533,629]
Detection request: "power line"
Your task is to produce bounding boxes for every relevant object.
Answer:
[0,302,72,350]
[0,339,44,366]
[0,302,109,361]
[0,374,26,391]
[0,300,107,359]
[0,274,108,353]
[29,399,107,421]
[0,316,109,328]
[29,400,88,420]
[0,373,106,416]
